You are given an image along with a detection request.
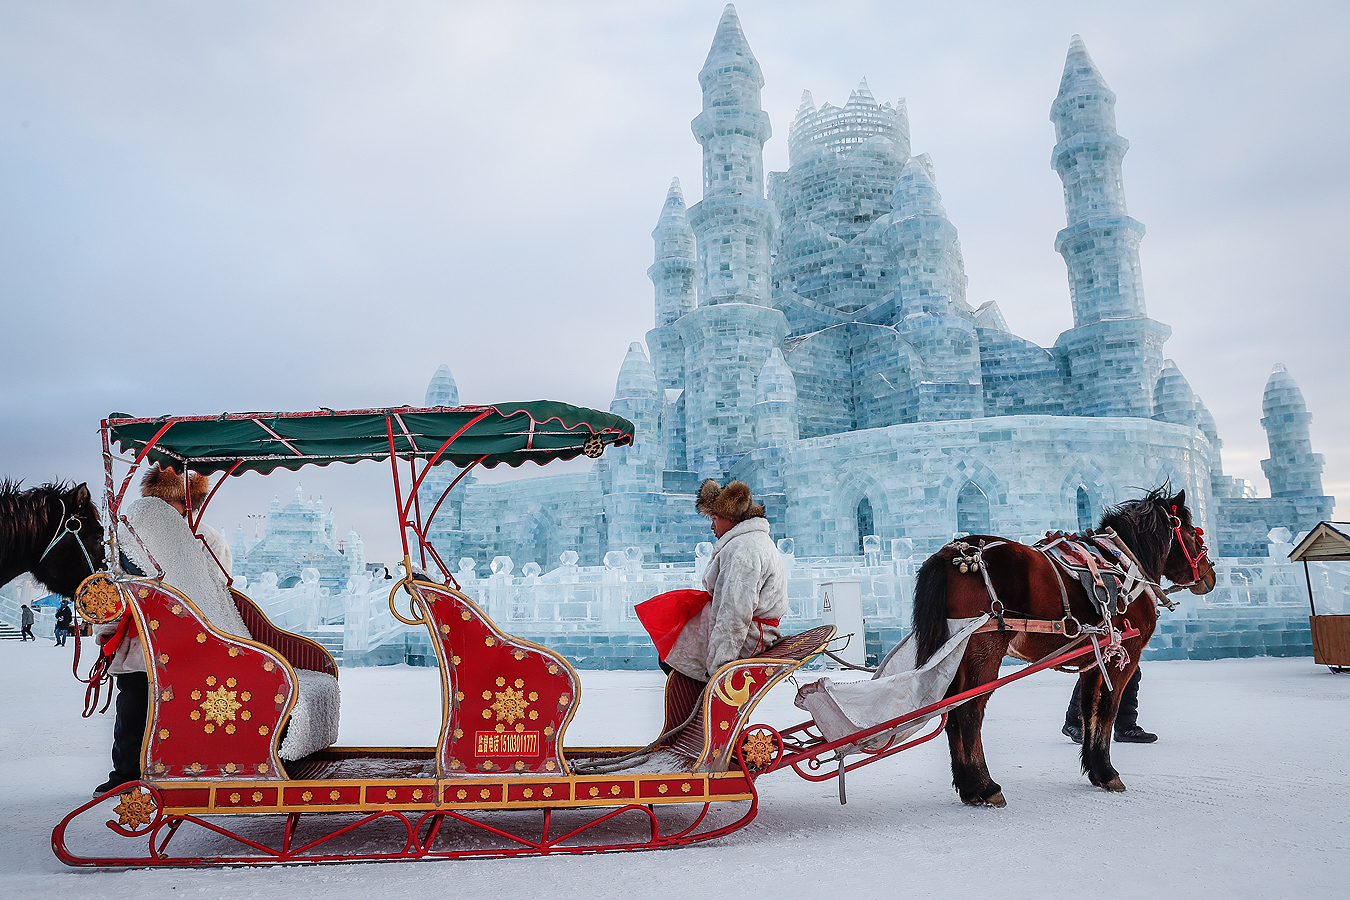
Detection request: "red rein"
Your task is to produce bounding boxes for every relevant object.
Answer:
[79,611,134,718]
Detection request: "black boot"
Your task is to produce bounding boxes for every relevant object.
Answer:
[1113,668,1157,743]
[1062,679,1083,743]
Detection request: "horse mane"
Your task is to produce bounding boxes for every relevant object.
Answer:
[0,479,72,557]
[1098,484,1177,582]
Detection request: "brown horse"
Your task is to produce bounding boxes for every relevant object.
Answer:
[912,487,1215,806]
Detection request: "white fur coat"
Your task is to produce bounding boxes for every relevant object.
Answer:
[107,497,243,675]
[666,517,789,682]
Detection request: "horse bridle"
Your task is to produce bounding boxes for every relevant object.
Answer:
[38,498,99,577]
[1166,503,1210,591]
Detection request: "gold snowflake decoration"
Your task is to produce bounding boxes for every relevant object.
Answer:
[490,686,528,724]
[113,788,156,828]
[200,685,241,726]
[741,731,777,770]
[77,576,122,622]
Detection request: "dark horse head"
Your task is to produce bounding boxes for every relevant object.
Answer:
[1100,486,1216,594]
[0,480,108,598]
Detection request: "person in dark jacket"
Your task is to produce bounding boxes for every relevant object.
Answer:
[20,604,35,641]
[54,599,74,646]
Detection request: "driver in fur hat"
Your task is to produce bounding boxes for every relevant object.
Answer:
[664,480,789,683]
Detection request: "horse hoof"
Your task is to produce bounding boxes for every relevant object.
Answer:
[962,792,1006,808]
[1097,777,1126,792]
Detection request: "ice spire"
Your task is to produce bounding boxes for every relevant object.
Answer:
[796,89,816,117]
[1260,364,1326,499]
[1193,395,1225,473]
[701,4,761,83]
[974,300,1009,332]
[609,343,662,492]
[650,178,697,327]
[1057,35,1111,101]
[889,154,968,314]
[847,78,876,107]
[1152,360,1198,427]
[891,153,946,218]
[424,364,460,407]
[613,342,659,400]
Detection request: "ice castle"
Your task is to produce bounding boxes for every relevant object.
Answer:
[423,6,1333,570]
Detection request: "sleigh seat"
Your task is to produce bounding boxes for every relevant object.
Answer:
[408,580,580,777]
[113,497,340,767]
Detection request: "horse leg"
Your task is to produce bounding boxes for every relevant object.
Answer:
[944,634,1012,807]
[1078,659,1139,791]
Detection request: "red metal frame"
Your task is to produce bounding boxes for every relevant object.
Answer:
[52,774,762,867]
[384,410,495,580]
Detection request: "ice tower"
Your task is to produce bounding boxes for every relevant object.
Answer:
[679,4,788,480]
[646,179,697,391]
[688,4,773,306]
[419,364,469,563]
[608,343,663,493]
[1261,365,1328,501]
[1215,365,1334,556]
[424,364,460,407]
[1051,36,1169,417]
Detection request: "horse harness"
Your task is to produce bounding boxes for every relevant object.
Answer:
[946,527,1177,690]
[37,498,99,576]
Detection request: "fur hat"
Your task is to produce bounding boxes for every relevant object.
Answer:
[141,465,210,509]
[695,479,765,524]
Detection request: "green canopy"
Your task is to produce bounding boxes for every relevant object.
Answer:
[104,402,635,477]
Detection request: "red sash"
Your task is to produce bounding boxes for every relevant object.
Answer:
[636,590,783,660]
[635,590,711,660]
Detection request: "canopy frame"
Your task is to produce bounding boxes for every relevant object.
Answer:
[100,404,634,587]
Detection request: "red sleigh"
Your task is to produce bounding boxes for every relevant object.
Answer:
[55,403,836,866]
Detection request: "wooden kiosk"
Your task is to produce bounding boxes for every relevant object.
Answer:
[1289,522,1350,673]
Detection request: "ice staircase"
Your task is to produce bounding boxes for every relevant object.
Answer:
[300,627,344,668]
[0,622,23,640]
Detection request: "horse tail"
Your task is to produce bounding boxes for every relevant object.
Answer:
[912,552,951,667]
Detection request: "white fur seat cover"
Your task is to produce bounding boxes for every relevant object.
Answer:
[119,496,340,762]
[280,669,341,761]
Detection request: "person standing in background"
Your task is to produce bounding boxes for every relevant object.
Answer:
[54,598,73,646]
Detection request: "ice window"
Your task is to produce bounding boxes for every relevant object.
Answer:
[956,481,990,535]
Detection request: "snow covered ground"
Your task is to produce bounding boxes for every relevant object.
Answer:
[2,639,1346,899]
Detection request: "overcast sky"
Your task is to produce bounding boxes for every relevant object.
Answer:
[1,0,1345,564]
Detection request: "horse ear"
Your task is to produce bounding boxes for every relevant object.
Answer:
[1173,488,1186,509]
[71,483,92,506]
